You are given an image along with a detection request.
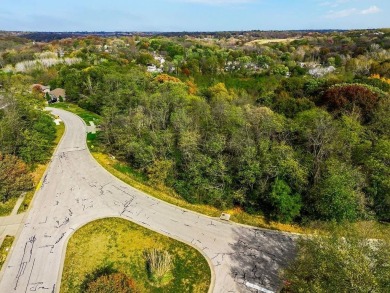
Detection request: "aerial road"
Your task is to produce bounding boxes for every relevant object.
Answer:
[0,108,295,293]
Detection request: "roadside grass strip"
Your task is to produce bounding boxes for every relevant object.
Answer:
[0,236,14,270]
[0,198,18,217]
[51,103,101,124]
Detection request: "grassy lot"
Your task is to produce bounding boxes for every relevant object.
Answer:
[61,218,210,293]
[246,38,299,46]
[18,121,65,214]
[0,236,14,270]
[51,103,101,124]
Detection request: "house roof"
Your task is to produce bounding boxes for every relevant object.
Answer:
[49,88,66,98]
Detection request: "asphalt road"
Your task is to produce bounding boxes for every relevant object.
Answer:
[0,108,296,293]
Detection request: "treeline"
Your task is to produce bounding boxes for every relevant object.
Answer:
[47,60,390,223]
[0,78,57,202]
[2,30,390,224]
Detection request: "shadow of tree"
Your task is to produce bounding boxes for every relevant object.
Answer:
[229,227,297,292]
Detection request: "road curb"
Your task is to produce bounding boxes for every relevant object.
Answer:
[0,108,67,283]
[53,110,216,292]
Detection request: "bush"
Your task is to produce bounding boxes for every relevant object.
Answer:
[144,249,174,286]
[85,272,137,293]
[282,227,390,293]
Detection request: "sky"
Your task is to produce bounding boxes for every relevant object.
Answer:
[0,0,388,32]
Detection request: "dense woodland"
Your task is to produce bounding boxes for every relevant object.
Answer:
[0,80,56,202]
[1,30,390,224]
[1,29,390,292]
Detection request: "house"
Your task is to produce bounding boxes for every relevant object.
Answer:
[147,65,163,73]
[49,88,66,102]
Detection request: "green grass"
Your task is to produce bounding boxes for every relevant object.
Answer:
[0,235,14,270]
[0,197,18,217]
[113,162,148,183]
[51,102,101,124]
[61,218,211,293]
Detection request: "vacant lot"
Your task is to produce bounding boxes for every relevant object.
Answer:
[246,38,299,46]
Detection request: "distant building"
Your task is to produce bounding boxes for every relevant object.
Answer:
[49,88,66,102]
[147,65,163,73]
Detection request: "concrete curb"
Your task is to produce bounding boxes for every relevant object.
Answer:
[54,110,215,293]
[0,108,67,282]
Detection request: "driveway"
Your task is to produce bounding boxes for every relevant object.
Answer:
[0,108,296,293]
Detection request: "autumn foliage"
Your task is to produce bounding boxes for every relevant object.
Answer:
[154,74,181,84]
[85,272,137,293]
[0,153,33,202]
[322,84,380,117]
[371,74,390,85]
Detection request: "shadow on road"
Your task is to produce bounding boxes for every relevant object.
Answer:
[229,227,297,292]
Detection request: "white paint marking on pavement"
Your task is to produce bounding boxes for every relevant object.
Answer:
[245,281,275,293]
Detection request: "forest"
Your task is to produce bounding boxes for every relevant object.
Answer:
[1,30,390,225]
[1,29,390,292]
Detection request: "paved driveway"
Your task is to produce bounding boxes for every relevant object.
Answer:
[0,108,296,293]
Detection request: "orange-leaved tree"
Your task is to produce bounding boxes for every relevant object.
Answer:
[0,153,33,202]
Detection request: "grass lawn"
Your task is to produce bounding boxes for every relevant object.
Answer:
[0,236,14,270]
[0,197,18,217]
[61,218,211,293]
[18,120,65,214]
[51,102,101,124]
[246,38,299,46]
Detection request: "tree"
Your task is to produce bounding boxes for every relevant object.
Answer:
[365,139,390,221]
[321,84,380,119]
[282,227,390,293]
[0,153,33,202]
[146,159,174,186]
[295,109,335,183]
[19,129,51,164]
[269,178,302,223]
[311,158,365,222]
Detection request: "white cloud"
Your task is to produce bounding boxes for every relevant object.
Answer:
[325,5,381,18]
[326,8,357,18]
[361,5,381,14]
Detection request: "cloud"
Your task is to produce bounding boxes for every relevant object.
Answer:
[326,8,357,18]
[325,5,381,18]
[360,5,381,15]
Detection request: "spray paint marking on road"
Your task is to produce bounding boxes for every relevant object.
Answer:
[14,236,36,290]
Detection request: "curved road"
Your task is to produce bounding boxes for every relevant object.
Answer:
[0,108,295,293]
